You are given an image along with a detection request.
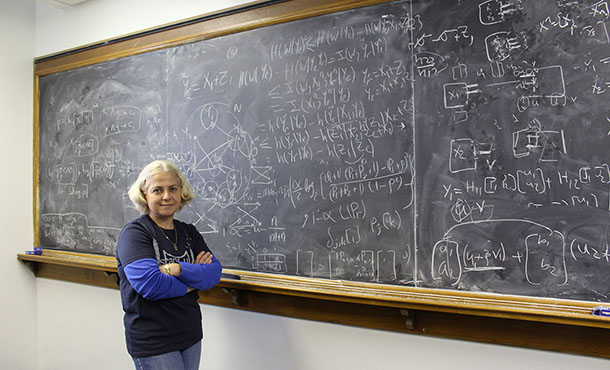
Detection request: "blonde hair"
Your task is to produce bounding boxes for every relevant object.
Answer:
[128,160,196,214]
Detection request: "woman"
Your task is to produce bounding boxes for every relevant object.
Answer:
[116,159,222,370]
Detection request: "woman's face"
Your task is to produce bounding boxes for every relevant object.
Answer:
[144,171,182,224]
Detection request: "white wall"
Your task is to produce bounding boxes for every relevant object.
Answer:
[35,0,255,57]
[0,1,38,370]
[0,0,604,369]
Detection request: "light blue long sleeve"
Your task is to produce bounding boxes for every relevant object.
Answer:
[178,256,222,291]
[124,258,189,300]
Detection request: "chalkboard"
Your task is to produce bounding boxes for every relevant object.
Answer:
[37,0,610,303]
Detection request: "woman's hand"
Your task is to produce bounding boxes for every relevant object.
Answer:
[195,251,213,264]
[159,263,182,276]
[159,252,212,277]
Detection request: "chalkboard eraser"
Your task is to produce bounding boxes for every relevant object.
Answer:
[25,247,43,255]
[221,273,241,280]
[591,306,610,317]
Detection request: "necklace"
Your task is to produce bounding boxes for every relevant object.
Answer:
[158,223,179,251]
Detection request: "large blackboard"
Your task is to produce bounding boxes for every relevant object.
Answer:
[37,0,610,303]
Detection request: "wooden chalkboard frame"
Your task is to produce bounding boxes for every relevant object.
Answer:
[30,0,610,343]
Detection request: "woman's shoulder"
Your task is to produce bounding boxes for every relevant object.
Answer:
[119,215,156,237]
[116,215,155,258]
[123,214,150,229]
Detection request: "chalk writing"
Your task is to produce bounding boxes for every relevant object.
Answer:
[37,0,610,301]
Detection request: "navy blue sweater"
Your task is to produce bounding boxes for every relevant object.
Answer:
[116,215,222,357]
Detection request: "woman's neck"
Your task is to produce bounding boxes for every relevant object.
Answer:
[149,215,174,229]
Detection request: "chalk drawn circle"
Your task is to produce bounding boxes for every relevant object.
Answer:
[227,46,238,59]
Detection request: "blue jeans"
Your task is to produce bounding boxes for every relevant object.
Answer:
[132,340,201,370]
